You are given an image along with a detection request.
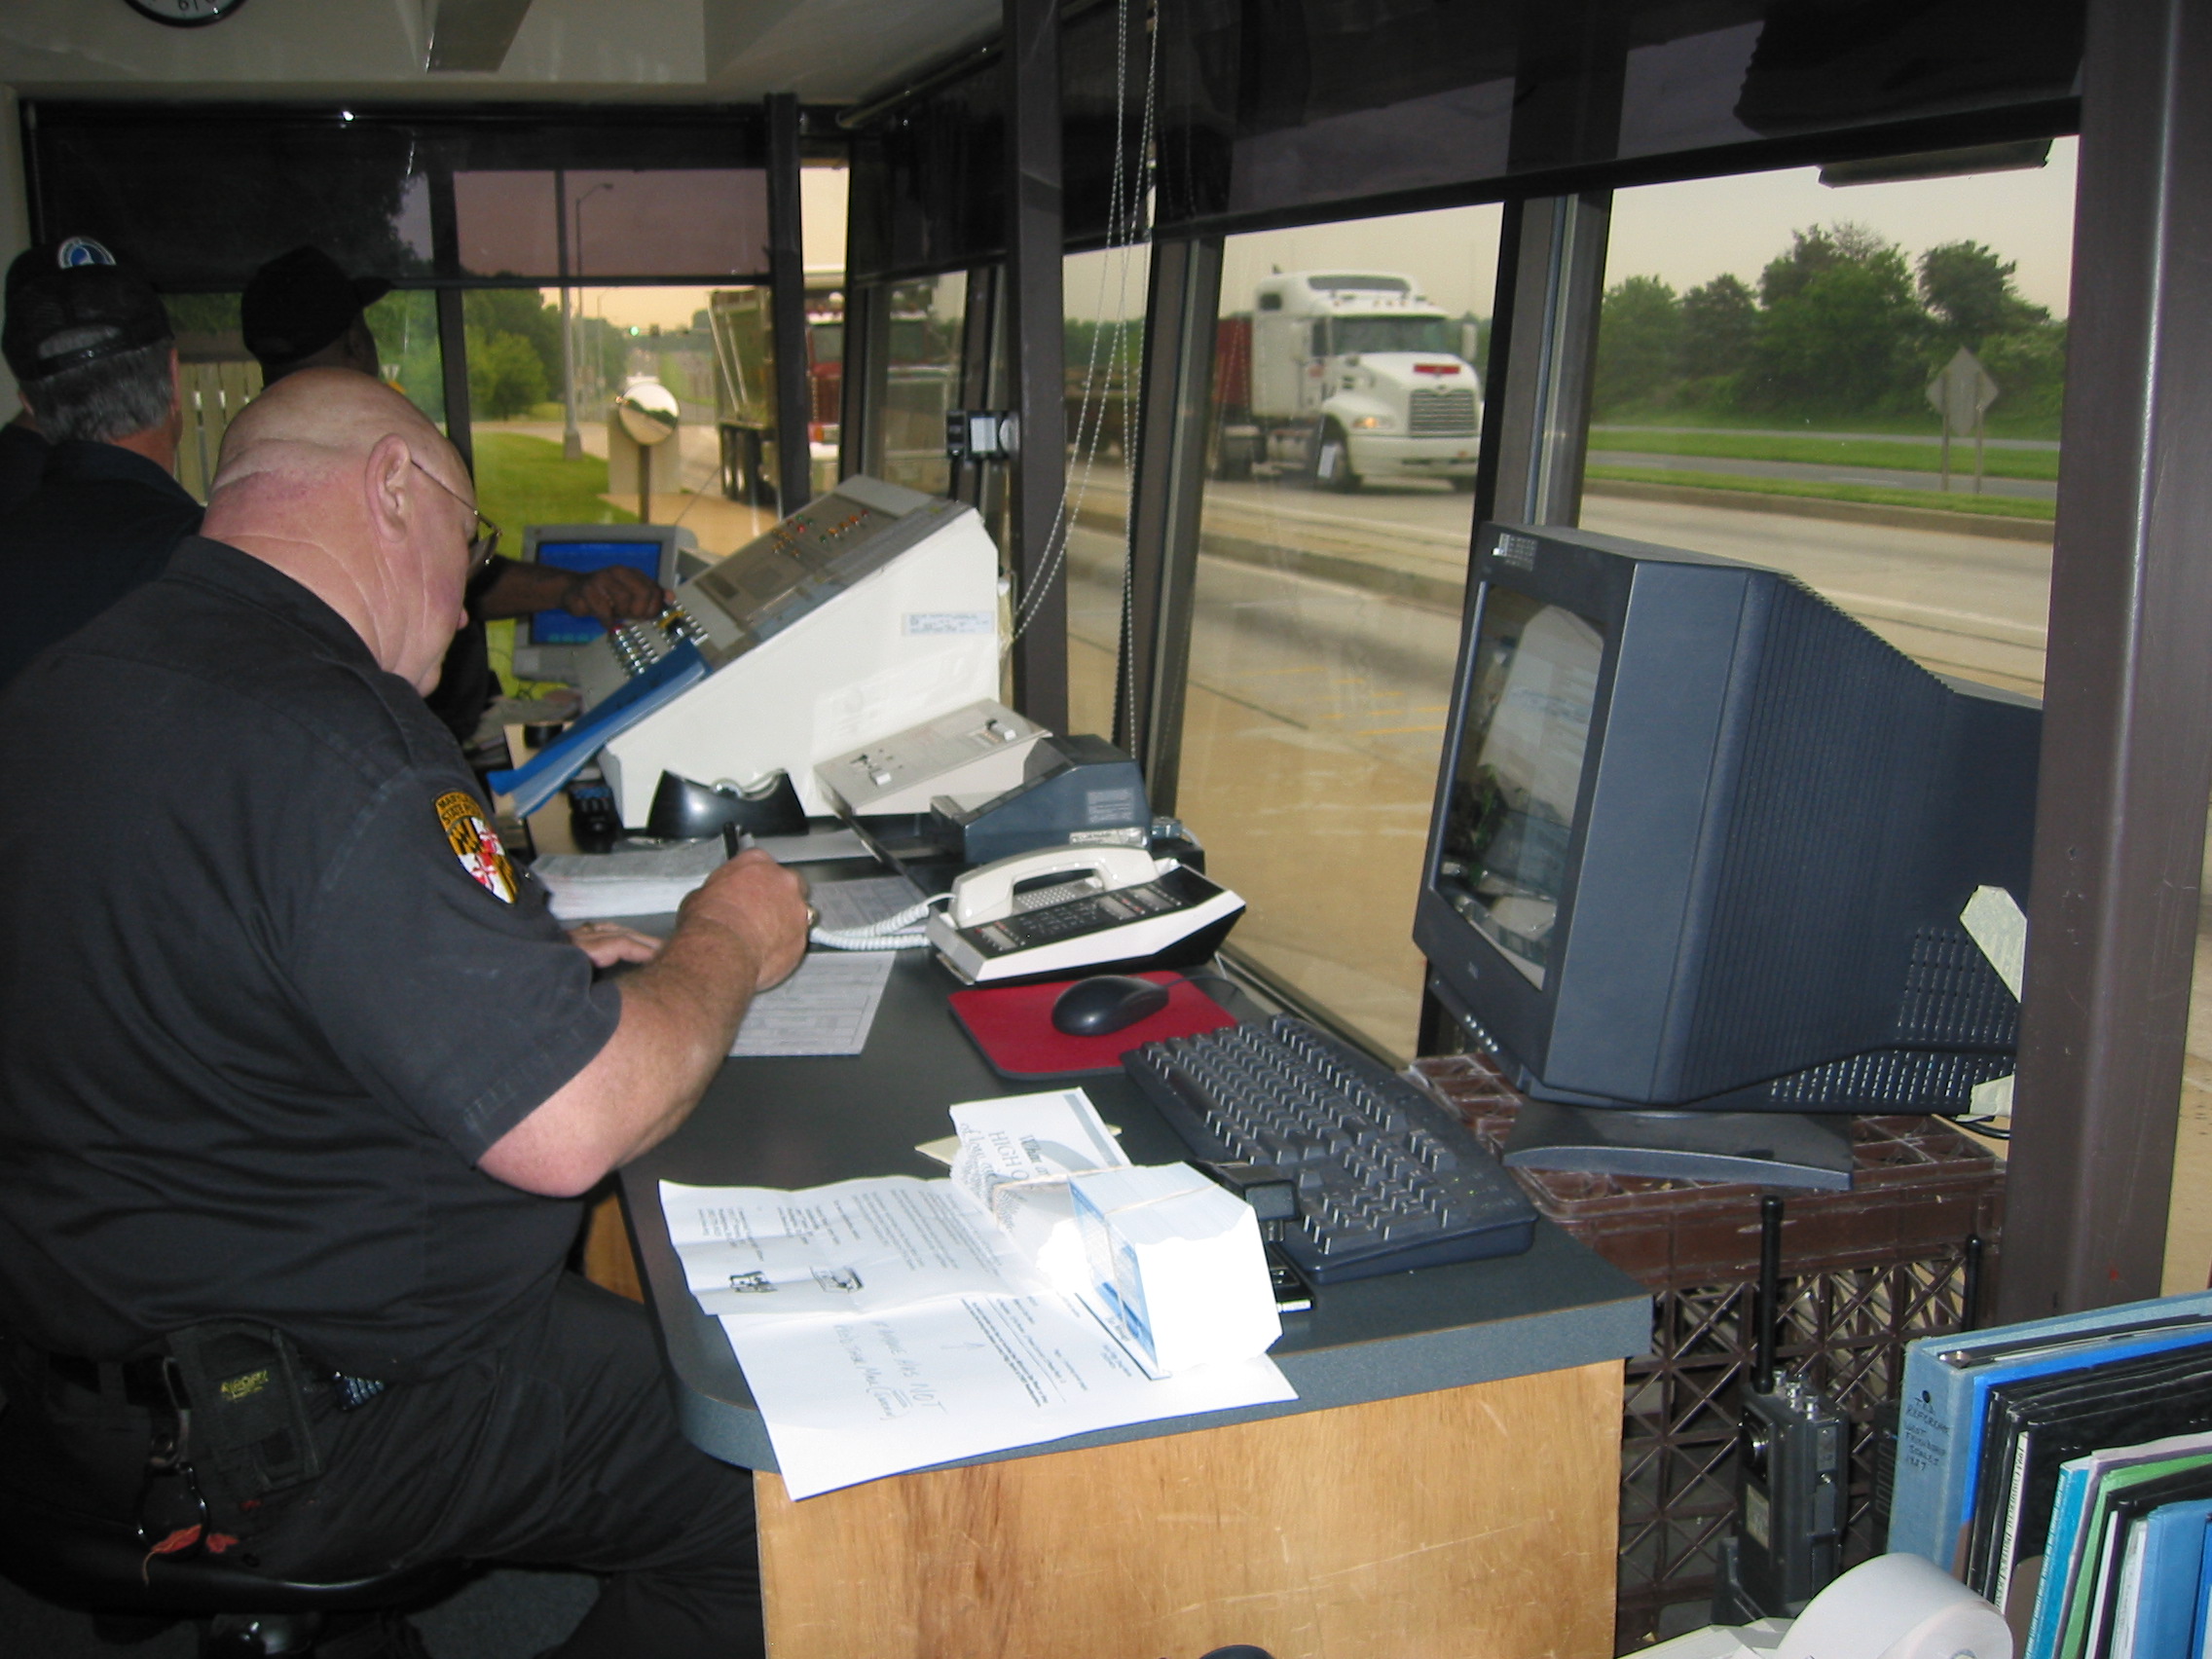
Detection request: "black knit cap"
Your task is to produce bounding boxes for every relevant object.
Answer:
[2,237,174,385]
[240,245,393,366]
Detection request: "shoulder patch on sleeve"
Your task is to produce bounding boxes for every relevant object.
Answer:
[435,789,517,903]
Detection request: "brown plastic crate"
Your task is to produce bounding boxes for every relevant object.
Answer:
[1407,1054,2006,1650]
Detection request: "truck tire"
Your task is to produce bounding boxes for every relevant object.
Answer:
[1311,422,1359,493]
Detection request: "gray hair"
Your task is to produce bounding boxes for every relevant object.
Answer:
[20,328,173,444]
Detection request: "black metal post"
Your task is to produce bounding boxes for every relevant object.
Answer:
[1754,1196,1784,1393]
[766,93,812,516]
[1121,236,1222,807]
[1999,0,2212,1322]
[1003,0,1069,733]
[426,168,472,474]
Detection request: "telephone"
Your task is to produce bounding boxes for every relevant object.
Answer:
[926,843,1246,985]
[946,844,1164,927]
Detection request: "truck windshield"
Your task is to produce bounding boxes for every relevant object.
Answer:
[1329,316,1456,356]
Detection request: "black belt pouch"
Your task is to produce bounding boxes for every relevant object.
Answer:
[165,1322,326,1497]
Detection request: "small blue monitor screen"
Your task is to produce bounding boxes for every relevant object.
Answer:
[529,538,665,644]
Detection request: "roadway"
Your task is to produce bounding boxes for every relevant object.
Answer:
[1061,469,2053,1058]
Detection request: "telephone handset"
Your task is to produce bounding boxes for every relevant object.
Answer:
[927,841,1247,985]
[947,844,1168,928]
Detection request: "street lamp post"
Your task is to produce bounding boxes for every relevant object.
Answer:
[564,181,613,461]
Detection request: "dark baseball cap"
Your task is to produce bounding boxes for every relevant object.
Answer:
[2,237,174,384]
[240,245,393,366]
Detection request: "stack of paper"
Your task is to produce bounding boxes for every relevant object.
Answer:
[537,840,726,919]
[658,1088,1295,1499]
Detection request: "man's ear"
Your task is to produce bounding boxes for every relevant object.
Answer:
[363,432,414,546]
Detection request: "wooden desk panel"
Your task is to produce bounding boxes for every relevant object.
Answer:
[756,1359,1623,1659]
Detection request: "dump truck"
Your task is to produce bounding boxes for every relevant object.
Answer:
[1212,271,1482,490]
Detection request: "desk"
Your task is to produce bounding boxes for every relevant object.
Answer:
[618,937,1650,1658]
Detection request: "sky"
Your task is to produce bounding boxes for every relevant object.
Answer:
[554,137,2077,332]
[1195,137,2079,322]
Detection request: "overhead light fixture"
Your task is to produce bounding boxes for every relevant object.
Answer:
[1820,139,2052,188]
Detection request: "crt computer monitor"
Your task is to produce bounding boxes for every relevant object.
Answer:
[1414,523,2040,1188]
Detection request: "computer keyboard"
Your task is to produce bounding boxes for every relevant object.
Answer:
[1124,1014,1538,1284]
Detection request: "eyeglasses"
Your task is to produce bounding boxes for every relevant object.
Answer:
[409,459,501,572]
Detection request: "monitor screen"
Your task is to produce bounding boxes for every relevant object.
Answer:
[1435,592,1604,988]
[528,538,668,645]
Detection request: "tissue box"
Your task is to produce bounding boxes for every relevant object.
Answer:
[1069,1163,1281,1375]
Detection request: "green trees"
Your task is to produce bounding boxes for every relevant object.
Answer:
[461,287,563,419]
[1590,222,2065,426]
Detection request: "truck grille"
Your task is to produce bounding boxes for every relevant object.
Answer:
[1408,388,1477,436]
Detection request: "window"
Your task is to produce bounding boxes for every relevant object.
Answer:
[1169,204,1503,1060]
[1584,149,2076,700]
[1063,243,1150,740]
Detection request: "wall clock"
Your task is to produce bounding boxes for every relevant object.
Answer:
[123,0,251,26]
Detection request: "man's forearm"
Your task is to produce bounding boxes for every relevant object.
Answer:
[478,850,810,1198]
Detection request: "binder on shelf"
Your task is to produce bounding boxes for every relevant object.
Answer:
[1889,1292,2212,1572]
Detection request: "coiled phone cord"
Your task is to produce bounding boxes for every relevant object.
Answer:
[808,894,949,952]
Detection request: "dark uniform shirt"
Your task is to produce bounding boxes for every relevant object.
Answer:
[0,537,620,1382]
[423,554,512,745]
[0,438,203,690]
[0,420,50,513]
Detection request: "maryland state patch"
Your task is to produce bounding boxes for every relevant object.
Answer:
[435,790,517,903]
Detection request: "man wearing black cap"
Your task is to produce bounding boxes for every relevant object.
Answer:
[243,245,664,745]
[0,237,202,690]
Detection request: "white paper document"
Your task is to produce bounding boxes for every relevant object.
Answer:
[536,840,725,920]
[721,1287,1295,1500]
[809,873,927,932]
[728,951,896,1056]
[663,1089,1297,1500]
[660,1176,1043,1316]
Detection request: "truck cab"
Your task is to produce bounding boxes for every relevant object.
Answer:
[1226,271,1483,491]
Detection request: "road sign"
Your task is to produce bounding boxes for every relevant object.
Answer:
[1927,348,2000,435]
[1926,348,2001,494]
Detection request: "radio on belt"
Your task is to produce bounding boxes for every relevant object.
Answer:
[927,734,1150,865]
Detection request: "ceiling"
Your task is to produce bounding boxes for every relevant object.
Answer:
[0,0,1000,107]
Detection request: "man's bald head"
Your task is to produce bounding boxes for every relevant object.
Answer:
[210,367,453,503]
[204,368,481,694]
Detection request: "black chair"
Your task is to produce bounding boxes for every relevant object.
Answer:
[0,1486,469,1657]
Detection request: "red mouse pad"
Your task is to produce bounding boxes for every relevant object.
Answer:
[948,972,1237,1081]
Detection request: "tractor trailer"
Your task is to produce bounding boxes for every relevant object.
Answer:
[1213,271,1482,490]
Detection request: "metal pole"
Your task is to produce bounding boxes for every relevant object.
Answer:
[556,169,580,461]
[1003,0,1069,734]
[1998,0,2212,1321]
[767,93,813,516]
[425,168,472,475]
[1122,236,1223,805]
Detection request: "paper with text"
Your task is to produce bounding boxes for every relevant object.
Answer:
[721,1287,1295,1499]
[661,1176,1045,1316]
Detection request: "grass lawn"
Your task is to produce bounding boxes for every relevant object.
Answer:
[1586,464,2055,521]
[473,431,637,533]
[1586,427,2059,481]
[1592,405,2062,441]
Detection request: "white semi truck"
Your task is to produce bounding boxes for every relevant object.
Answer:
[1212,271,1482,491]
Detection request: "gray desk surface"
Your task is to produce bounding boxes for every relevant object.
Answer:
[618,932,1652,1474]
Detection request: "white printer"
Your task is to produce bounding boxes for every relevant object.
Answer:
[578,475,1003,824]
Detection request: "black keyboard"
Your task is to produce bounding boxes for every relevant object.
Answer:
[1124,1015,1538,1284]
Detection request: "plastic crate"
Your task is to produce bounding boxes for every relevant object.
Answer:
[1408,1053,2006,1652]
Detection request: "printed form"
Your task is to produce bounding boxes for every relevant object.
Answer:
[659,1088,1296,1499]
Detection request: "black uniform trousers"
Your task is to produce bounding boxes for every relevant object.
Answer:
[0,1275,764,1659]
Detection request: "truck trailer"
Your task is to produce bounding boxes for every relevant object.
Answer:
[1213,271,1482,491]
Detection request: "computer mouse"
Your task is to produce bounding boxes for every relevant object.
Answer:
[1051,974,1172,1037]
